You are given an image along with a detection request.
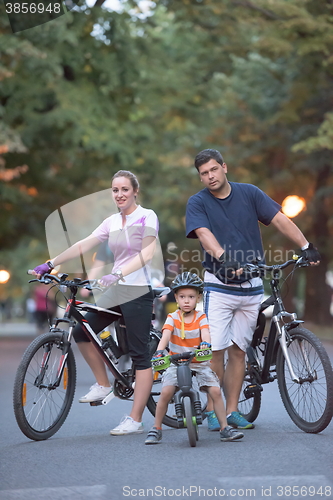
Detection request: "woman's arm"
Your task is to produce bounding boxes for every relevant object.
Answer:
[51,234,101,267]
[115,236,157,278]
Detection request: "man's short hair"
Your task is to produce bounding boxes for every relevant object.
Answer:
[194,149,224,171]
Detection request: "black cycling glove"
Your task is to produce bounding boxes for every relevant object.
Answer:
[300,243,321,264]
[215,253,241,281]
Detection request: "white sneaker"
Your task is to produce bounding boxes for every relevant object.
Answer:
[110,416,144,435]
[79,383,112,403]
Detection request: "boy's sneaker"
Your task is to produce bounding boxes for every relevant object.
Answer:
[220,425,244,442]
[110,416,144,435]
[227,411,255,429]
[204,410,220,431]
[79,383,112,403]
[145,427,162,445]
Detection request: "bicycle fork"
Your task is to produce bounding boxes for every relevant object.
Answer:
[174,365,202,427]
[274,312,306,383]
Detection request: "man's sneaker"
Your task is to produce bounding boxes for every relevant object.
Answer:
[110,416,144,436]
[227,411,255,429]
[204,410,220,431]
[220,425,244,442]
[145,427,162,445]
[79,383,112,403]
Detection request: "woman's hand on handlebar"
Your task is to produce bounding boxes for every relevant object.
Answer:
[98,272,125,287]
[32,262,51,278]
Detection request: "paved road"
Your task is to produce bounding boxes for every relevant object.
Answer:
[0,334,332,500]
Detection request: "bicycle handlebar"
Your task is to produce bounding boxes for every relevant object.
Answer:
[242,255,309,276]
[27,271,97,290]
[169,351,196,364]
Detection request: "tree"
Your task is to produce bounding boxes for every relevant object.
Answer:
[157,0,333,324]
[1,0,332,323]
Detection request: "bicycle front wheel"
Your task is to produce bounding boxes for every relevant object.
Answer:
[276,327,333,433]
[184,397,197,447]
[13,332,76,441]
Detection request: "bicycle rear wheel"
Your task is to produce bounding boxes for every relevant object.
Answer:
[276,327,333,433]
[13,332,76,441]
[238,366,261,423]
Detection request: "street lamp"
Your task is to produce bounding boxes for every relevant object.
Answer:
[0,270,10,284]
[281,195,306,218]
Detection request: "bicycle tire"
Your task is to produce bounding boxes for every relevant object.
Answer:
[238,365,262,423]
[184,397,197,447]
[276,327,333,433]
[13,331,76,441]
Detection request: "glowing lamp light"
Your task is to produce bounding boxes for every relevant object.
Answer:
[0,270,10,284]
[281,196,306,218]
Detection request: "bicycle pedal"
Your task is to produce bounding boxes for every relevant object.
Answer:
[244,383,263,399]
[89,400,103,406]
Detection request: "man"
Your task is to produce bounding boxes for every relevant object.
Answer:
[185,148,320,430]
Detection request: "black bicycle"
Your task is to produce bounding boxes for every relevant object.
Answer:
[238,256,333,434]
[13,272,177,441]
[152,348,212,447]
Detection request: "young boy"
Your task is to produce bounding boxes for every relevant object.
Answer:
[145,272,244,445]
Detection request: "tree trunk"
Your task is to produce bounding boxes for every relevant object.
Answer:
[304,165,332,325]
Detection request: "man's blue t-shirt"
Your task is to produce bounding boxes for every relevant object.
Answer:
[186,182,281,271]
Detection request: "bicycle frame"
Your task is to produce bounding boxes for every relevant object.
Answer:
[171,352,204,427]
[39,276,162,401]
[249,264,306,385]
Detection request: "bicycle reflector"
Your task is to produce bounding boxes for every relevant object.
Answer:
[152,355,171,371]
[194,347,213,362]
[63,367,68,390]
[22,383,26,406]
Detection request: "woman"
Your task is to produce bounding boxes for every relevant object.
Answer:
[33,170,159,436]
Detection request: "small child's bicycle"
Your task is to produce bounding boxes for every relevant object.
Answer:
[152,347,212,447]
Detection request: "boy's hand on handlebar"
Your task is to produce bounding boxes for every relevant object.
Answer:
[301,243,321,265]
[199,341,211,349]
[152,350,164,360]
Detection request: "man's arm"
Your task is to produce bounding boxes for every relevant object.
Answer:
[270,211,308,248]
[270,211,320,264]
[194,227,224,260]
[194,227,243,275]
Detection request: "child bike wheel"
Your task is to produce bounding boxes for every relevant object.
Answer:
[184,397,197,447]
[13,331,76,441]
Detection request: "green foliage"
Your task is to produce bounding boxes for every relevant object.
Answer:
[0,0,332,322]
